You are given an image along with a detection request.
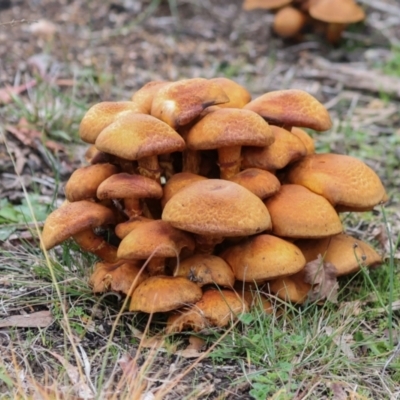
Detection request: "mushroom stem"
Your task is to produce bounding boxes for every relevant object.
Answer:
[217,146,242,180]
[137,156,162,183]
[195,235,224,254]
[182,149,201,174]
[159,154,175,180]
[72,229,118,263]
[326,23,346,44]
[124,198,142,218]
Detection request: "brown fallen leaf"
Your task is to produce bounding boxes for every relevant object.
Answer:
[0,310,54,328]
[0,80,36,105]
[118,353,139,380]
[303,254,339,303]
[175,335,206,359]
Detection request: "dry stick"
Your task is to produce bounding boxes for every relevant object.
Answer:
[297,56,400,99]
[2,131,92,396]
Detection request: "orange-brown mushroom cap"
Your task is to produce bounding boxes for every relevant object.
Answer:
[65,163,119,202]
[244,89,332,131]
[209,77,252,108]
[95,112,186,161]
[286,153,388,211]
[220,234,306,281]
[41,200,115,250]
[79,101,144,144]
[130,81,169,114]
[174,254,235,287]
[296,233,382,276]
[264,184,343,238]
[243,0,292,10]
[273,6,307,38]
[309,0,365,23]
[151,78,230,129]
[162,179,271,237]
[130,276,203,313]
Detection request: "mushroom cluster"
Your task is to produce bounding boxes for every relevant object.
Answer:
[42,77,387,332]
[243,0,366,44]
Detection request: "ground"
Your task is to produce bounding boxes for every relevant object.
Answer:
[0,0,400,399]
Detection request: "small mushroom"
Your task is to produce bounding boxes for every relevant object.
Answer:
[95,112,186,182]
[285,153,388,211]
[291,127,315,155]
[242,0,292,10]
[41,200,118,262]
[209,77,251,108]
[244,89,332,132]
[130,81,169,114]
[220,234,306,282]
[273,6,307,39]
[264,184,343,238]
[117,220,195,276]
[186,108,274,179]
[151,78,229,129]
[129,276,203,313]
[174,254,235,287]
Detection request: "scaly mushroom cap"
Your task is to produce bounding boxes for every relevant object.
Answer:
[151,78,230,129]
[242,125,307,171]
[65,163,119,202]
[209,77,251,108]
[174,254,235,287]
[79,101,144,144]
[130,81,169,114]
[115,216,153,239]
[42,200,115,249]
[186,108,274,150]
[296,233,382,276]
[264,184,343,238]
[286,153,388,211]
[162,179,271,237]
[243,0,292,10]
[97,173,163,200]
[89,260,148,295]
[244,89,332,131]
[220,234,306,281]
[161,172,208,209]
[268,269,311,304]
[130,276,203,313]
[95,112,186,160]
[117,220,195,260]
[309,0,365,23]
[273,6,307,38]
[167,289,248,332]
[291,127,315,155]
[229,168,281,199]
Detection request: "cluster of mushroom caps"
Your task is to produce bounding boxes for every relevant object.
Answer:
[243,0,365,44]
[41,77,387,333]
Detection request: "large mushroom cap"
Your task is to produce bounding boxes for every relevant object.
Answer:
[186,108,274,150]
[129,276,203,313]
[209,77,251,108]
[174,254,235,287]
[296,233,382,276]
[95,112,186,160]
[244,89,332,131]
[79,101,143,144]
[117,220,195,260]
[65,163,119,202]
[42,200,115,250]
[286,153,388,211]
[309,0,365,23]
[162,179,271,237]
[264,184,343,238]
[151,78,229,128]
[220,234,306,281]
[130,81,169,114]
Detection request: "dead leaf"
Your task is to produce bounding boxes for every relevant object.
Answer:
[0,80,36,105]
[6,118,42,147]
[325,326,355,359]
[304,254,339,303]
[0,310,54,328]
[47,350,94,399]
